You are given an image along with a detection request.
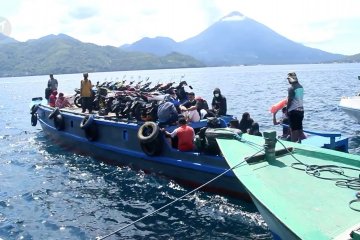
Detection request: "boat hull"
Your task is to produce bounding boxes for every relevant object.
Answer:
[36,105,250,200]
[339,96,360,123]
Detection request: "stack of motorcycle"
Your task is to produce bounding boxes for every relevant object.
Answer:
[72,78,191,121]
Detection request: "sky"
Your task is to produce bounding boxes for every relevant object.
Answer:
[1,0,360,55]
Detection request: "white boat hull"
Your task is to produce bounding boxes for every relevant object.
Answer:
[339,96,360,123]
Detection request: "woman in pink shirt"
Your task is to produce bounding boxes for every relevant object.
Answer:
[55,92,71,108]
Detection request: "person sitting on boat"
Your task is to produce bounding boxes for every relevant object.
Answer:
[161,117,195,152]
[80,72,93,114]
[211,88,227,116]
[166,89,181,112]
[157,100,178,127]
[248,122,262,136]
[55,92,72,109]
[180,92,200,122]
[195,96,209,119]
[49,90,58,107]
[239,112,254,133]
[273,106,291,140]
[228,119,240,129]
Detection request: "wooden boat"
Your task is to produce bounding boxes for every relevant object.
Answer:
[217,132,360,239]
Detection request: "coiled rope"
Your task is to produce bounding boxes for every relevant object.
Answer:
[277,139,360,211]
[96,147,264,240]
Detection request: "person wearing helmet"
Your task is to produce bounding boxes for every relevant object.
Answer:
[211,88,227,116]
[80,73,93,113]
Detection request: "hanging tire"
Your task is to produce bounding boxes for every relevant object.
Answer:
[140,137,162,156]
[30,104,39,115]
[31,113,38,126]
[80,115,98,141]
[54,114,65,131]
[84,124,98,141]
[137,121,159,143]
[80,114,94,129]
[48,107,60,119]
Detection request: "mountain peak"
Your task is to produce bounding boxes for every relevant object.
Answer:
[220,11,246,22]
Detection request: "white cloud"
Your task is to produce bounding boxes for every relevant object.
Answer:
[2,0,360,54]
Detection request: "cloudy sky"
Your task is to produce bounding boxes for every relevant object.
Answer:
[1,0,360,55]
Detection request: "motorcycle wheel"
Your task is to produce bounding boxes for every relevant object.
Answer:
[74,96,82,108]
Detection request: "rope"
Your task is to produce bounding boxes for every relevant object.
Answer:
[277,138,360,211]
[349,192,360,212]
[96,148,264,240]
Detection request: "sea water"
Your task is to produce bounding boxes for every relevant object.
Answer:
[1,63,360,239]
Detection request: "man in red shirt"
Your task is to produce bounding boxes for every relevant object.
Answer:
[161,118,195,151]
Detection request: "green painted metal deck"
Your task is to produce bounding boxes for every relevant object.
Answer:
[217,133,360,239]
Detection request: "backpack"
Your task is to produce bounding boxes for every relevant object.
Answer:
[157,102,177,123]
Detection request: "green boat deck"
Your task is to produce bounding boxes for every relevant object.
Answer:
[217,133,360,239]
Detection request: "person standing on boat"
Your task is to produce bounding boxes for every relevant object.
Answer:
[286,72,304,142]
[211,88,227,116]
[46,74,58,102]
[47,74,58,91]
[161,117,195,152]
[80,73,93,113]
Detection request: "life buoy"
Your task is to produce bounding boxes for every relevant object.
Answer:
[30,104,39,115]
[80,115,94,129]
[270,99,288,113]
[31,113,38,126]
[137,121,159,143]
[48,107,60,119]
[140,137,162,156]
[54,113,65,131]
[80,115,98,141]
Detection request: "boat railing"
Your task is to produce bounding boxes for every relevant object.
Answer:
[280,124,343,150]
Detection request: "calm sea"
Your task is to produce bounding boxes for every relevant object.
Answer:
[1,63,360,239]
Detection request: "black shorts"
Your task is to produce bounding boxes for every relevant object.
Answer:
[288,110,304,131]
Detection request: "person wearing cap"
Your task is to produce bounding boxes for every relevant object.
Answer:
[286,72,304,142]
[55,92,71,109]
[211,88,227,116]
[161,117,195,152]
[180,92,200,122]
[49,90,58,107]
[80,73,93,113]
